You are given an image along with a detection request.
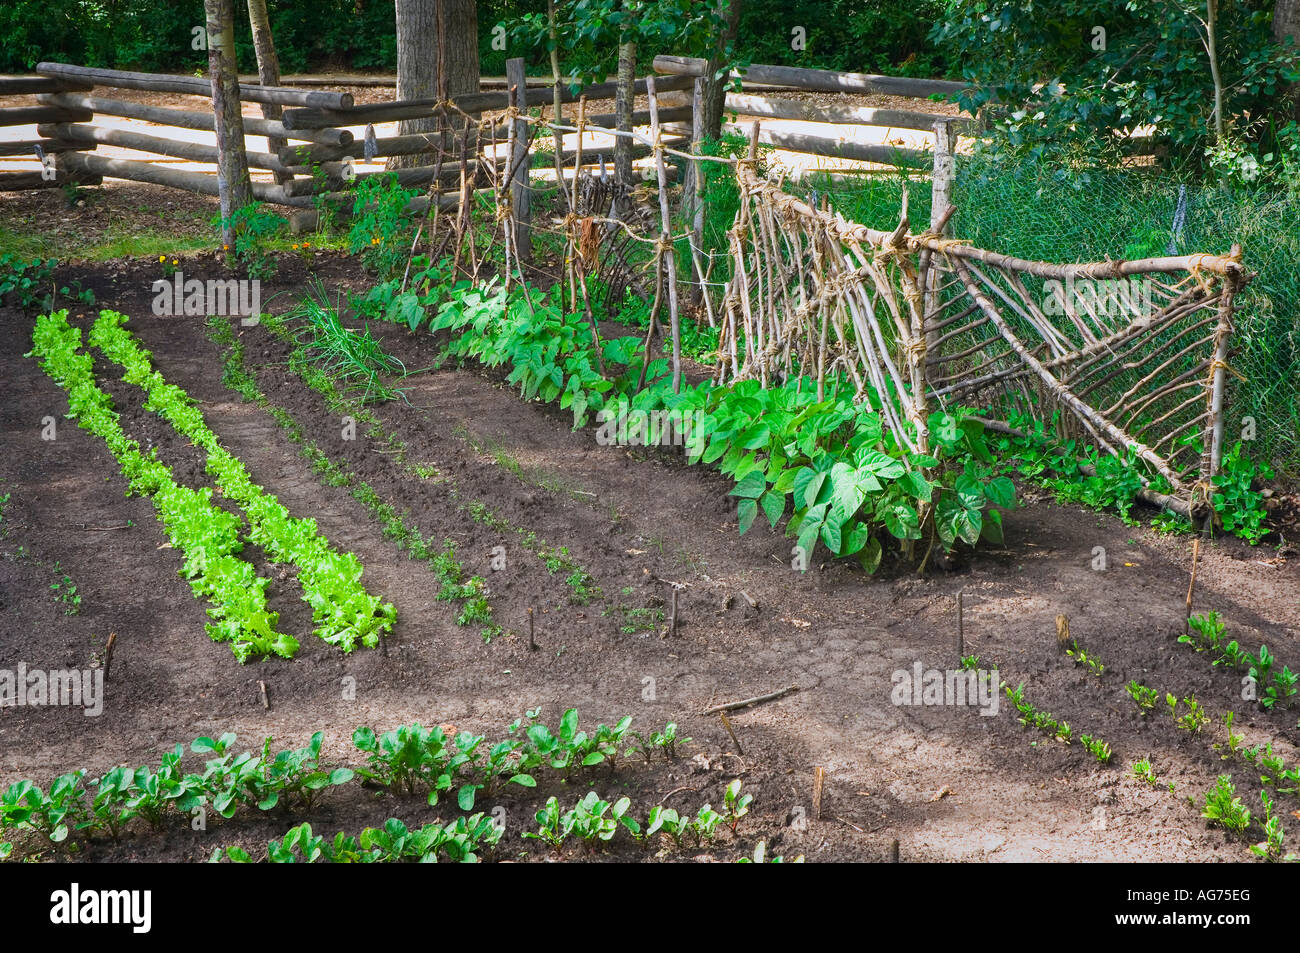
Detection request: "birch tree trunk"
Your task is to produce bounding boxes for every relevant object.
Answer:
[245,0,289,185]
[698,0,743,140]
[614,37,637,189]
[205,0,252,248]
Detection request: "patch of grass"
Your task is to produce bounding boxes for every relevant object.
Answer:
[603,604,663,635]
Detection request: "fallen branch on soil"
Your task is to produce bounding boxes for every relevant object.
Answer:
[703,684,799,715]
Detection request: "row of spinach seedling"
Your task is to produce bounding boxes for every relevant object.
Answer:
[1126,670,1299,861]
[0,708,693,862]
[1180,611,1298,716]
[221,780,778,864]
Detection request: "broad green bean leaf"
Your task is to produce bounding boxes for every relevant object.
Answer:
[737,498,758,535]
[760,489,785,528]
[985,475,1016,508]
[729,470,766,499]
[856,449,906,480]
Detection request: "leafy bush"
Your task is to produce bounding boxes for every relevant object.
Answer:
[216,202,286,280]
[347,174,419,279]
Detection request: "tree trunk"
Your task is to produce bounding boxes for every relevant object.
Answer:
[391,0,480,170]
[698,0,743,141]
[1276,0,1300,119]
[246,0,290,185]
[1205,0,1224,143]
[205,0,252,247]
[614,37,637,189]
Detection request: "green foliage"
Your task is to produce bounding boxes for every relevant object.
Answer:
[0,254,55,309]
[507,0,732,88]
[216,202,286,280]
[1212,442,1273,544]
[1131,758,1159,786]
[1065,639,1105,677]
[722,779,752,832]
[1202,774,1252,836]
[1126,680,1159,715]
[934,1,1300,171]
[627,721,689,762]
[1248,791,1296,862]
[1168,693,1208,735]
[1004,682,1073,744]
[285,279,405,405]
[347,174,419,279]
[1181,611,1297,710]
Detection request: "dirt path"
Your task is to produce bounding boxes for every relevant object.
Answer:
[1,257,1297,862]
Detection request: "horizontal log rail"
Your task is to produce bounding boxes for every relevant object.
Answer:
[39,122,288,173]
[721,91,974,134]
[0,169,102,190]
[35,62,354,110]
[0,75,92,94]
[654,54,978,100]
[720,120,929,168]
[0,104,92,127]
[279,73,695,129]
[0,137,81,157]
[60,151,295,204]
[39,92,353,146]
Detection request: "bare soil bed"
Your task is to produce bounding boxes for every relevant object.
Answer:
[1,245,1298,863]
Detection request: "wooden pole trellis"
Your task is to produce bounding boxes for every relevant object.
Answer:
[714,162,1248,518]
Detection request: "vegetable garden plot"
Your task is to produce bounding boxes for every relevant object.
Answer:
[717,163,1249,517]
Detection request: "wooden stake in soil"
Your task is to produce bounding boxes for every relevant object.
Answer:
[101,632,117,681]
[812,765,826,821]
[646,75,683,394]
[528,607,537,651]
[719,711,744,755]
[1185,537,1201,618]
[258,680,270,710]
[1055,614,1071,653]
[956,589,964,662]
[666,588,678,638]
[890,838,900,863]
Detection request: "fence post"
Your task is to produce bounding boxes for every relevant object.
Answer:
[925,117,957,366]
[506,56,532,264]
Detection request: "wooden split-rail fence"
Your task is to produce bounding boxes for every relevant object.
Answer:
[1,56,977,239]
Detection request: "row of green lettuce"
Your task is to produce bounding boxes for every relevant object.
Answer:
[351,257,1273,562]
[28,310,395,660]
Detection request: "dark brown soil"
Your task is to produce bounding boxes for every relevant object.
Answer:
[1,252,1298,864]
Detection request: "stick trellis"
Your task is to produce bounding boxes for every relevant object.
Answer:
[717,163,1249,517]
